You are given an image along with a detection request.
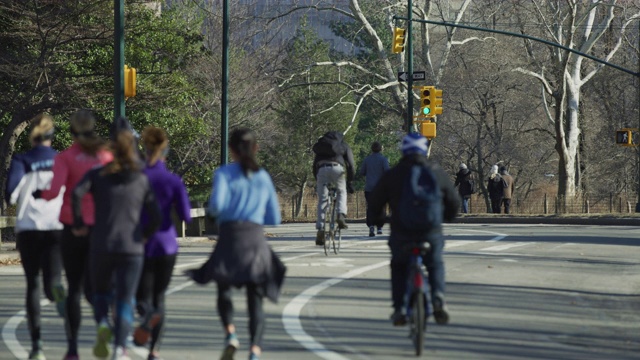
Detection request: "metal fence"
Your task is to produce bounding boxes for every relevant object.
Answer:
[277,192,639,221]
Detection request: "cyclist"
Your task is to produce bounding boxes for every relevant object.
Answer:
[367,133,460,326]
[312,131,355,245]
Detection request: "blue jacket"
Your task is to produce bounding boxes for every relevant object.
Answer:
[359,152,389,192]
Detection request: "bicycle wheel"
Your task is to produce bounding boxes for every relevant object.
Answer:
[333,228,340,254]
[324,230,332,255]
[322,199,332,256]
[410,291,425,356]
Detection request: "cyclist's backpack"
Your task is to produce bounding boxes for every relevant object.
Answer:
[313,132,345,157]
[397,164,443,231]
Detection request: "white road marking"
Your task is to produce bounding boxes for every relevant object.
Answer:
[481,242,535,252]
[281,260,389,360]
[2,299,48,359]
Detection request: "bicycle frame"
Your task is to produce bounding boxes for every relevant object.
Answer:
[405,248,429,315]
[322,184,340,255]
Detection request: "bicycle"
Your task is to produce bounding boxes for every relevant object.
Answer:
[321,183,341,255]
[404,242,431,356]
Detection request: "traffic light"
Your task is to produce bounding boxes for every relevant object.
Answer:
[392,27,406,54]
[419,120,436,139]
[430,88,443,115]
[419,86,434,117]
[616,129,632,145]
[124,65,136,98]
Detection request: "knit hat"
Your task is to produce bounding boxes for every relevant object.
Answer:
[459,163,467,170]
[490,165,498,174]
[499,166,507,173]
[401,133,428,156]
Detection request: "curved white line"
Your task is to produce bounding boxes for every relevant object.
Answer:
[282,260,389,360]
[2,299,49,359]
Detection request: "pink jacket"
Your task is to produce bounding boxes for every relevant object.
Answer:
[41,142,113,226]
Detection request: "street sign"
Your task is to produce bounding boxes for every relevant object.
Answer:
[398,71,426,82]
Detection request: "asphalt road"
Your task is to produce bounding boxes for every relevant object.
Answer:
[1,223,639,360]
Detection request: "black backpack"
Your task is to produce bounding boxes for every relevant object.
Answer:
[313,132,345,157]
[397,164,443,232]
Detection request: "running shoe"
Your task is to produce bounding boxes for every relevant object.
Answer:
[369,226,375,237]
[93,320,112,359]
[390,309,406,326]
[376,227,383,235]
[112,346,131,360]
[52,283,66,318]
[432,298,450,325]
[27,348,45,360]
[62,353,79,360]
[336,214,348,229]
[220,333,239,360]
[133,312,162,346]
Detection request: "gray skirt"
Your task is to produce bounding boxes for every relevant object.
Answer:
[194,221,286,303]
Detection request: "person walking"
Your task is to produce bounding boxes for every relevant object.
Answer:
[367,133,460,326]
[133,126,192,360]
[186,128,286,360]
[72,127,161,360]
[359,141,389,237]
[454,163,474,214]
[6,114,66,360]
[487,165,504,214]
[499,166,515,214]
[39,109,113,360]
[312,131,356,245]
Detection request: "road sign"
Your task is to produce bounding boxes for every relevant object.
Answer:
[398,71,426,82]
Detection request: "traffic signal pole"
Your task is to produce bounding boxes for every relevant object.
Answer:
[114,0,125,120]
[406,0,413,135]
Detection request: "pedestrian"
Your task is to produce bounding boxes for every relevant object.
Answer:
[359,141,389,237]
[367,133,460,326]
[186,128,286,360]
[499,166,515,214]
[5,114,66,360]
[133,126,192,360]
[454,163,475,213]
[39,109,113,360]
[72,127,161,360]
[312,131,356,245]
[487,165,504,214]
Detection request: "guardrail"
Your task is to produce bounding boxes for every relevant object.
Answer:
[0,208,214,246]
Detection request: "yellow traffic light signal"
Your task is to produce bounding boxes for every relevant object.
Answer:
[392,27,406,54]
[430,88,443,115]
[124,65,136,98]
[419,120,436,139]
[419,86,434,117]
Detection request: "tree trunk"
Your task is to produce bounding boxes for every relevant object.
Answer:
[0,114,31,214]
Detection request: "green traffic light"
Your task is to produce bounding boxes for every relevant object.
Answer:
[422,107,431,115]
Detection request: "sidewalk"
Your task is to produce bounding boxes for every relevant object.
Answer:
[0,236,216,266]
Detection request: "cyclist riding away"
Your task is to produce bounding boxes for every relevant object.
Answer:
[367,133,460,326]
[312,131,355,245]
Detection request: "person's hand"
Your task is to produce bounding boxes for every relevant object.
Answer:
[347,183,355,194]
[71,226,89,237]
[32,190,42,199]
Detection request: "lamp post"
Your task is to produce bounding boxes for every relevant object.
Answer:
[114,0,125,120]
[221,0,229,165]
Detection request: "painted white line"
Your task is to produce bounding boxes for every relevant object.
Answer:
[445,240,479,249]
[2,299,49,359]
[282,260,389,360]
[481,242,535,252]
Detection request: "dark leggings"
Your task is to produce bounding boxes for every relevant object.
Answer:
[17,230,63,349]
[136,254,177,352]
[60,225,92,354]
[92,253,143,348]
[217,283,265,347]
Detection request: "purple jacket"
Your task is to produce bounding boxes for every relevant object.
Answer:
[143,161,191,257]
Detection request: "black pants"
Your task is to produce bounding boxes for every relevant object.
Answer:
[217,282,265,347]
[17,230,63,348]
[136,254,177,352]
[502,198,512,214]
[60,225,92,354]
[92,253,143,348]
[490,197,502,214]
[364,191,384,229]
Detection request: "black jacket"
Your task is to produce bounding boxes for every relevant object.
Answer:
[367,155,460,241]
[312,131,355,181]
[454,169,474,198]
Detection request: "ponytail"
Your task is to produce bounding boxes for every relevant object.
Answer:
[229,128,259,177]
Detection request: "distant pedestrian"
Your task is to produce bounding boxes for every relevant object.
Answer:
[72,127,161,360]
[499,166,515,214]
[186,128,286,360]
[454,163,475,214]
[6,114,66,360]
[39,109,113,360]
[133,126,192,360]
[359,141,389,237]
[487,165,504,214]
